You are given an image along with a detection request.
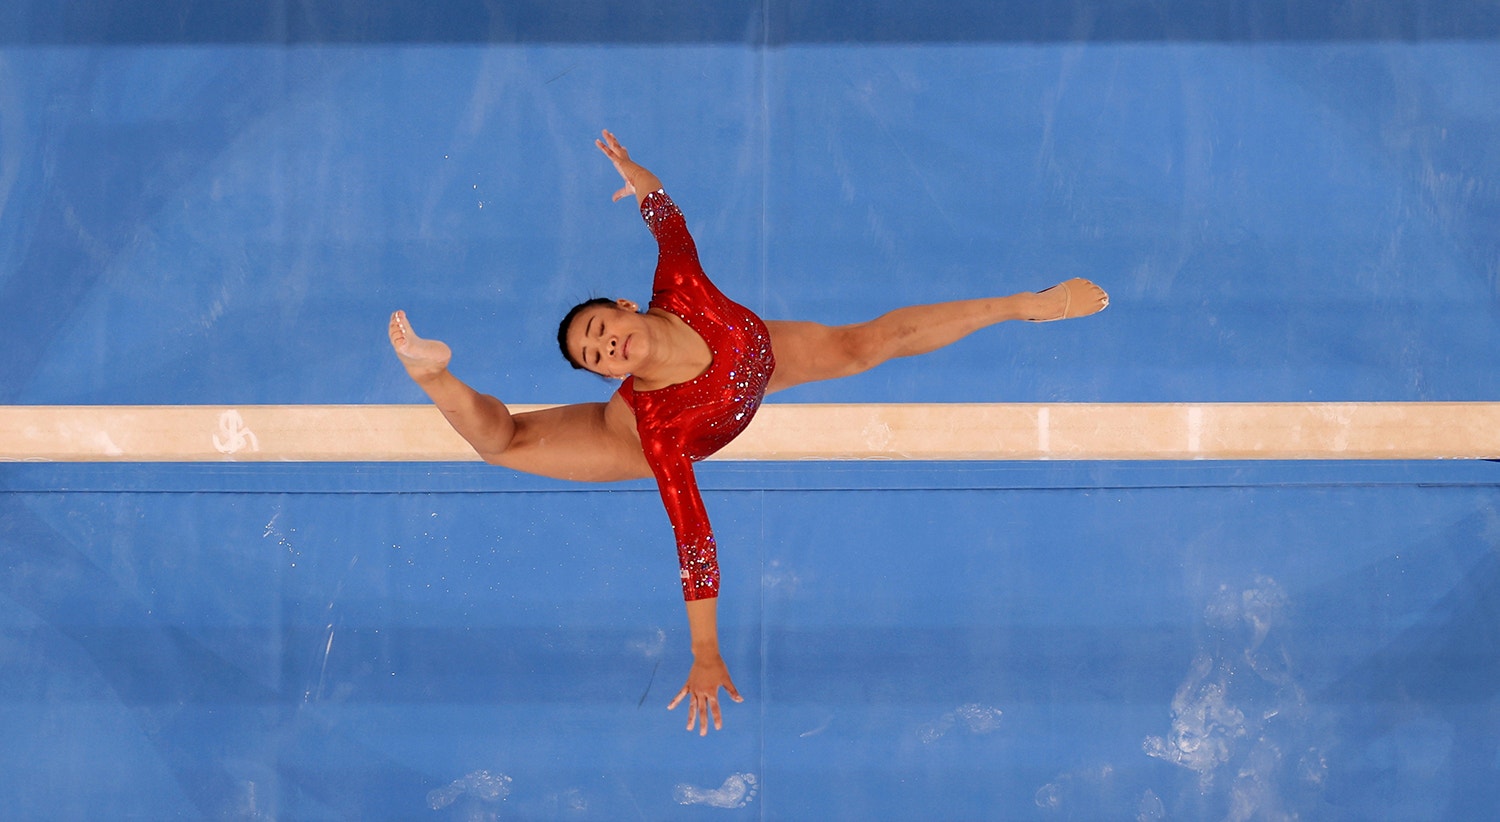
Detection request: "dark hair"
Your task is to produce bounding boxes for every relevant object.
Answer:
[557,297,617,369]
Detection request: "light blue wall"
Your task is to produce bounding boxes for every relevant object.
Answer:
[2,3,1498,819]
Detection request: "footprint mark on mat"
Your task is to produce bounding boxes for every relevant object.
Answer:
[919,702,1004,742]
[673,772,758,808]
[427,770,511,811]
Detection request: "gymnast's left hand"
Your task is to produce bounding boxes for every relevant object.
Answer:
[595,128,637,202]
[668,653,743,735]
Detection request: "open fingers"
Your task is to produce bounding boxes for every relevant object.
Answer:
[679,692,714,735]
[598,129,628,160]
[708,695,723,731]
[669,677,735,734]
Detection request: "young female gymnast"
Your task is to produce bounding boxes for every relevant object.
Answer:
[389,130,1108,735]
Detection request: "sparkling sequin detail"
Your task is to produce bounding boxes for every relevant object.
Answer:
[618,190,775,601]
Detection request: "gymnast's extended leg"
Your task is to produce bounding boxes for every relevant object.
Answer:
[765,277,1106,394]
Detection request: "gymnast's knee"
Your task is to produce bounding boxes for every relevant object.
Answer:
[828,323,887,376]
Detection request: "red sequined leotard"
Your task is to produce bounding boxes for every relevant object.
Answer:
[616,190,775,601]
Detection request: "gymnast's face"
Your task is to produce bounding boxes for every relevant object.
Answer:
[567,299,646,379]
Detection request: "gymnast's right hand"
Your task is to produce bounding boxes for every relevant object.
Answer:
[669,653,743,736]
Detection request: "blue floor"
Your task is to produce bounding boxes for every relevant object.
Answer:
[3,3,1499,819]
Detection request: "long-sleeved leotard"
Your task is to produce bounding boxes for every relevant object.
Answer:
[616,190,775,601]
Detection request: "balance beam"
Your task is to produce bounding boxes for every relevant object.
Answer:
[1,403,1496,462]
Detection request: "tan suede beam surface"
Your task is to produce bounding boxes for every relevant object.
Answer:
[1,404,1496,462]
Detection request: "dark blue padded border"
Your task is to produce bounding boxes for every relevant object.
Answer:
[3,460,1495,494]
[4,1,1497,45]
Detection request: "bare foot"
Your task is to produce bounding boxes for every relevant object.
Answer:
[1026,278,1109,322]
[388,310,452,380]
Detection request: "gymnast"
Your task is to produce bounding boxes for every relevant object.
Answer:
[388,130,1108,735]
